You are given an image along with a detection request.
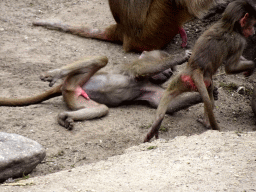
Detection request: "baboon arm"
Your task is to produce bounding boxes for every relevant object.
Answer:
[225,54,255,74]
[126,51,190,78]
[169,51,191,66]
[225,60,255,74]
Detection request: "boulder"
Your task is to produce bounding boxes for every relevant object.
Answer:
[0,132,46,182]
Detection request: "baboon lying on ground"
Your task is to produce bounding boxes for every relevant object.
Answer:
[0,50,214,129]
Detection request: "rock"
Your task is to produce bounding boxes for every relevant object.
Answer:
[0,132,46,182]
[237,86,245,95]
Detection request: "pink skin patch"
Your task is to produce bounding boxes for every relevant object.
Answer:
[181,75,211,91]
[178,27,187,48]
[75,87,90,100]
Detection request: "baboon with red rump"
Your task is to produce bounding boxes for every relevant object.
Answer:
[0,50,212,129]
[144,0,256,142]
[33,0,215,52]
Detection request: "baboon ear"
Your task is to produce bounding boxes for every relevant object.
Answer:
[240,13,249,27]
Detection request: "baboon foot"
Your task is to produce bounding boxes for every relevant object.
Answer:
[197,116,211,129]
[144,131,159,143]
[40,69,62,87]
[58,112,74,130]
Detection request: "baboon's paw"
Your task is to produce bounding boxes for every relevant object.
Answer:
[58,112,74,130]
[64,117,74,130]
[197,116,211,129]
[185,50,192,59]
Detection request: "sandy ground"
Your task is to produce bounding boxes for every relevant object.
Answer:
[2,131,256,191]
[0,0,256,188]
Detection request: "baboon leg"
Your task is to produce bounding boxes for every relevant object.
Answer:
[140,87,204,114]
[192,69,220,130]
[33,21,123,43]
[61,56,108,108]
[40,56,108,87]
[144,76,188,142]
[58,100,108,130]
[42,56,109,129]
[144,89,184,142]
[143,71,220,142]
[197,83,215,129]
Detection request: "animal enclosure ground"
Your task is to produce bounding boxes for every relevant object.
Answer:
[0,0,256,179]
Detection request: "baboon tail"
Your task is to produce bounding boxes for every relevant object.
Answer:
[0,84,62,106]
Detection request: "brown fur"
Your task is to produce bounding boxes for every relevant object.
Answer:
[33,0,215,52]
[144,0,256,142]
[122,50,190,78]
[0,50,205,129]
[0,85,62,106]
[176,0,216,18]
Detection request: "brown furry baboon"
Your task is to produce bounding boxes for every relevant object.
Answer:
[33,0,215,52]
[144,0,256,142]
[0,50,210,129]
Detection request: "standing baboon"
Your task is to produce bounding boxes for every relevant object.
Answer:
[33,0,215,52]
[144,0,256,142]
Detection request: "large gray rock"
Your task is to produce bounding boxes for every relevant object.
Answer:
[2,131,256,192]
[0,132,46,182]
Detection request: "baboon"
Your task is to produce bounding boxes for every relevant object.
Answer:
[33,0,215,52]
[0,50,211,129]
[144,0,256,142]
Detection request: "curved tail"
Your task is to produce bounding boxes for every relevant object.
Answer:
[0,84,62,106]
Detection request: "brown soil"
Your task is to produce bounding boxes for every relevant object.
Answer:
[0,0,256,179]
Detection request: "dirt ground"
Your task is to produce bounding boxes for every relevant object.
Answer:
[0,0,256,180]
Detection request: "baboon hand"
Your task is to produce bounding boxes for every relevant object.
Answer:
[185,50,192,60]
